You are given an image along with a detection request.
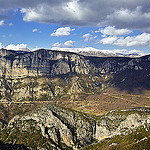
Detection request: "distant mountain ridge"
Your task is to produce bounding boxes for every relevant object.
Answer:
[0,48,150,89]
[51,47,146,58]
[0,48,149,103]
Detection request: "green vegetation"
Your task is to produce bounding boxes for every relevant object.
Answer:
[83,125,150,150]
[0,119,72,150]
[0,123,54,150]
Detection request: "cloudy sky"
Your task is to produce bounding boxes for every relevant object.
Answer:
[0,0,150,54]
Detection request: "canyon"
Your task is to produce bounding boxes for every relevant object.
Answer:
[0,48,150,149]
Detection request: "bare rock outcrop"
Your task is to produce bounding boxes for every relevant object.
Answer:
[3,105,150,149]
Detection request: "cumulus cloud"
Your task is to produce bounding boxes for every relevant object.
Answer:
[5,43,29,51]
[100,36,118,45]
[100,33,150,47]
[0,42,29,51]
[51,27,75,37]
[105,6,150,32]
[32,28,38,32]
[82,33,97,42]
[64,40,75,47]
[52,40,75,48]
[98,26,132,35]
[82,33,91,42]
[0,20,4,26]
[0,0,149,31]
[0,20,13,27]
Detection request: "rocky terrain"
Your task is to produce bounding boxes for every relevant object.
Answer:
[0,105,150,150]
[0,48,150,149]
[0,48,150,102]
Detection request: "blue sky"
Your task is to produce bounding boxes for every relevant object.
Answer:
[0,0,150,55]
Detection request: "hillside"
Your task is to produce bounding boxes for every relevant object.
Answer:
[0,48,150,149]
[0,105,150,150]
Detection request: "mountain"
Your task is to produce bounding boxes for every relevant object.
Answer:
[0,48,150,149]
[0,48,149,109]
[51,47,145,57]
[0,48,149,94]
[0,105,150,149]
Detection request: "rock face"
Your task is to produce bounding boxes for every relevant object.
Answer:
[6,105,95,149]
[0,49,99,101]
[1,48,150,80]
[0,48,150,149]
[2,105,150,149]
[0,48,150,101]
[95,108,150,141]
[0,49,93,78]
[1,48,149,79]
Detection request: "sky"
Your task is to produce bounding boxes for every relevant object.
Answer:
[0,0,150,55]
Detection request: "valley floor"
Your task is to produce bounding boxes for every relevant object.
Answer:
[0,87,150,122]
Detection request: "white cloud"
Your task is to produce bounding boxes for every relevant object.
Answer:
[0,42,29,51]
[0,1,150,31]
[99,26,132,35]
[5,43,29,51]
[32,28,38,32]
[52,40,75,48]
[105,6,150,32]
[115,33,150,47]
[2,34,12,38]
[52,42,62,48]
[101,34,107,38]
[0,20,4,26]
[64,40,75,47]
[82,33,97,42]
[100,36,118,45]
[20,0,89,26]
[51,27,75,37]
[9,22,13,26]
[100,33,150,47]
[82,33,91,42]
[20,1,150,32]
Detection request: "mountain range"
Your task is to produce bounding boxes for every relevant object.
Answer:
[0,48,150,150]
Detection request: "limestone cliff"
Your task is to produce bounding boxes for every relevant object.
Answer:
[0,48,150,102]
[1,105,150,149]
[0,48,93,78]
[1,48,150,80]
[0,49,150,150]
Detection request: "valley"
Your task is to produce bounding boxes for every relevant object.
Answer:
[0,48,150,149]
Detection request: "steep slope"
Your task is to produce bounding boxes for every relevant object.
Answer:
[0,48,94,78]
[0,48,150,103]
[0,105,150,150]
[0,49,150,149]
